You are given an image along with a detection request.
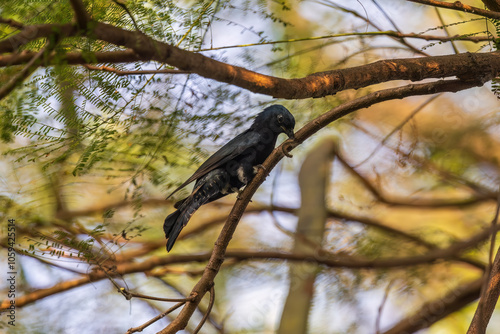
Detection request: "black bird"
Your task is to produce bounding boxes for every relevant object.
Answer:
[163,105,295,251]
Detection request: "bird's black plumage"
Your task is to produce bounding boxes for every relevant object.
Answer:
[164,105,295,251]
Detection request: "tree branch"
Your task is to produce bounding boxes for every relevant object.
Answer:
[0,49,141,67]
[89,22,500,99]
[408,0,500,20]
[0,23,75,53]
[383,278,483,334]
[467,247,500,333]
[467,190,500,333]
[1,21,499,99]
[0,40,57,101]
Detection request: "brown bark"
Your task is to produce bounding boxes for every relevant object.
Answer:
[467,245,500,334]
[383,278,483,334]
[1,20,498,99]
[482,0,500,12]
[408,0,500,19]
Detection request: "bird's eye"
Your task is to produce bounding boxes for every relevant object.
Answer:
[277,114,284,123]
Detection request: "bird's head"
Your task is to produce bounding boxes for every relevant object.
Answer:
[254,105,295,139]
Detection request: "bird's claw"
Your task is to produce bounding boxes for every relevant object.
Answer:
[282,141,294,158]
[253,164,266,174]
[234,188,252,201]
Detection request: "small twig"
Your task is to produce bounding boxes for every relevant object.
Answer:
[488,188,500,275]
[111,0,140,31]
[118,288,195,303]
[193,286,215,334]
[434,8,459,55]
[199,31,490,52]
[126,301,186,334]
[354,94,440,167]
[376,280,394,334]
[83,64,191,76]
[281,140,295,158]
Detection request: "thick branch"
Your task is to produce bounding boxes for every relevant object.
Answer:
[408,0,500,20]
[467,245,500,333]
[1,21,499,98]
[0,23,75,53]
[383,278,482,334]
[89,22,500,98]
[482,0,500,12]
[0,17,23,29]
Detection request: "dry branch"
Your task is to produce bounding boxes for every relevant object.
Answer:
[383,278,483,334]
[408,0,500,19]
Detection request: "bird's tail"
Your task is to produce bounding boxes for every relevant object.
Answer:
[163,195,203,252]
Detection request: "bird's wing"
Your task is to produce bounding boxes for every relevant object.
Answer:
[166,130,260,199]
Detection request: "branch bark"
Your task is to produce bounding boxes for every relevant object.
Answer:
[383,278,483,334]
[1,21,499,99]
[408,0,500,19]
[467,246,500,333]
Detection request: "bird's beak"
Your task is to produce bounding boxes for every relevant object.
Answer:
[282,126,295,140]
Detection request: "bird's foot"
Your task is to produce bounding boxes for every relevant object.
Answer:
[253,164,266,174]
[234,188,252,202]
[282,141,294,158]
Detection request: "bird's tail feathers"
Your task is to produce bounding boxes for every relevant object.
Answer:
[164,196,204,252]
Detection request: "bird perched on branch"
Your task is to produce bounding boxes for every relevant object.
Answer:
[164,105,295,251]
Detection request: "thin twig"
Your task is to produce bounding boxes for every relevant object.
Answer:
[193,286,215,334]
[111,0,140,31]
[83,64,191,76]
[200,30,490,52]
[376,280,394,334]
[354,94,441,167]
[118,288,195,303]
[126,301,186,334]
[434,7,459,55]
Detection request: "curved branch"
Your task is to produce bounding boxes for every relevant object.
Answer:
[89,22,500,99]
[383,278,483,334]
[2,21,498,99]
